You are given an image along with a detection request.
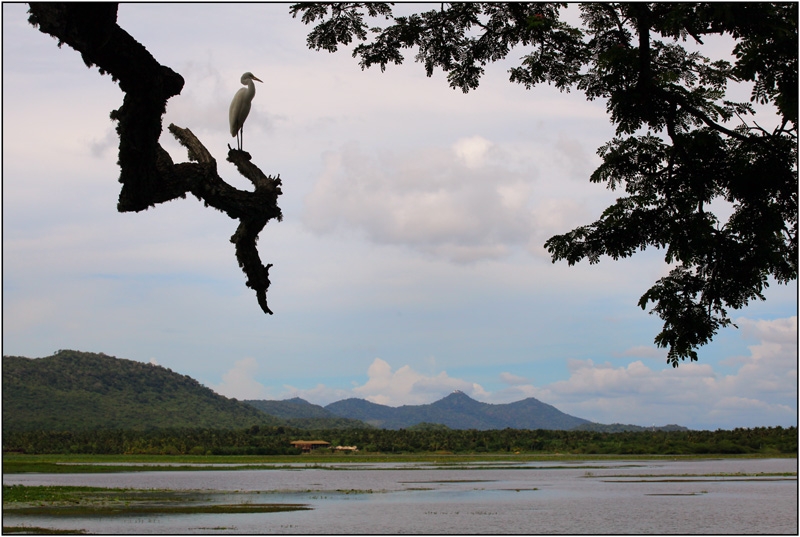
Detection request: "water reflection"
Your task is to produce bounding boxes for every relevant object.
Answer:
[4,458,796,534]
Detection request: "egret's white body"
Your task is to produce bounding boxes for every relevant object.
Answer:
[229,71,262,150]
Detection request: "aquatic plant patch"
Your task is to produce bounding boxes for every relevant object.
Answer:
[3,485,311,517]
[3,525,87,534]
[8,503,312,516]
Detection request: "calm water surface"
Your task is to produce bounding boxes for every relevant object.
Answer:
[4,458,796,534]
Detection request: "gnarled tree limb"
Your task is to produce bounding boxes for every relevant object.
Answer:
[27,3,282,314]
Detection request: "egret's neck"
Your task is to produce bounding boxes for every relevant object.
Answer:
[245,79,256,97]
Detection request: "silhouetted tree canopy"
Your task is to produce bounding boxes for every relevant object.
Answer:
[27,3,282,314]
[292,2,798,365]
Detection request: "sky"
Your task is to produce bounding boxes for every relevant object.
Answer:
[3,3,797,430]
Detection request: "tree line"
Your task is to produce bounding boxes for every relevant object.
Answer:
[3,425,795,456]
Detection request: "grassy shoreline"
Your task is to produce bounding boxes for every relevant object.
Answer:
[3,451,795,474]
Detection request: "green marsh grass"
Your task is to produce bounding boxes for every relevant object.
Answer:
[3,485,311,517]
[5,451,794,475]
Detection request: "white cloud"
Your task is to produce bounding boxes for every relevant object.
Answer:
[738,315,798,346]
[453,135,493,168]
[211,357,271,400]
[351,358,488,406]
[518,317,797,428]
[302,139,549,263]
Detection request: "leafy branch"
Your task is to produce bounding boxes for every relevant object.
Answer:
[292,2,798,365]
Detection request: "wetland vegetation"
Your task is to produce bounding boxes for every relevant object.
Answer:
[3,483,310,535]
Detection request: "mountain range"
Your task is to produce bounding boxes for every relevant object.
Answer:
[245,392,591,430]
[326,392,592,430]
[244,395,688,432]
[3,350,684,432]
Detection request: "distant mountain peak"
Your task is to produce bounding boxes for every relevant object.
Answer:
[324,391,592,430]
[444,390,473,400]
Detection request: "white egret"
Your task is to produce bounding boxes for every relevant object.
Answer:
[229,71,263,151]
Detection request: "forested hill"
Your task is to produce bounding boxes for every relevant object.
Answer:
[322,391,593,430]
[2,350,277,432]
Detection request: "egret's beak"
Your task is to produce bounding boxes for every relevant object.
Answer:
[253,76,263,83]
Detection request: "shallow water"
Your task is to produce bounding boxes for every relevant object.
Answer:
[4,458,797,534]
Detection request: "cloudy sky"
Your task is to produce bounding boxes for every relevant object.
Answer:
[3,4,796,430]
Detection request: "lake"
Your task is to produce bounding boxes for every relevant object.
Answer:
[3,458,797,534]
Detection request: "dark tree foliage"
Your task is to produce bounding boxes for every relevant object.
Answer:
[3,425,796,456]
[291,2,798,365]
[26,3,282,314]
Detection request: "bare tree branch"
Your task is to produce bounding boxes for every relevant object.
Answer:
[27,2,282,314]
